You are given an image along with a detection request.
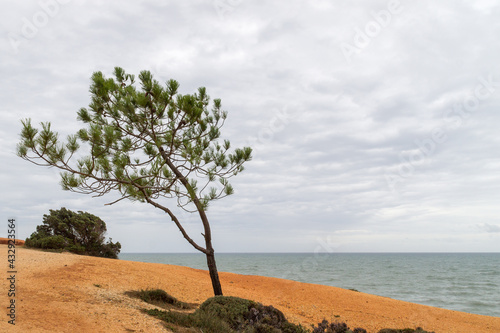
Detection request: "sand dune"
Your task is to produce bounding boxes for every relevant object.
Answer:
[1,246,499,332]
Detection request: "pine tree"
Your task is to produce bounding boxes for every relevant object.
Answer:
[17,67,252,295]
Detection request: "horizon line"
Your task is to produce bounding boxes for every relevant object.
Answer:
[119,251,500,254]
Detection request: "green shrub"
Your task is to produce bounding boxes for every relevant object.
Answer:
[66,243,86,254]
[127,289,194,309]
[312,319,366,333]
[146,308,234,332]
[25,207,121,258]
[35,235,68,249]
[141,292,437,333]
[312,320,435,333]
[198,296,254,330]
[144,294,308,333]
[196,296,309,333]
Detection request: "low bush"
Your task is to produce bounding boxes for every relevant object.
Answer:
[312,320,434,333]
[137,290,437,333]
[312,319,366,333]
[126,289,194,310]
[36,235,68,249]
[144,294,308,333]
[197,296,308,333]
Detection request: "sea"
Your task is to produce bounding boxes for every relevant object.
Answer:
[118,252,500,318]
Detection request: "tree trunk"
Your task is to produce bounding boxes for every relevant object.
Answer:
[206,250,223,295]
[158,152,224,296]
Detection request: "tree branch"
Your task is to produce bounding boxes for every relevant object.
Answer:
[139,188,207,254]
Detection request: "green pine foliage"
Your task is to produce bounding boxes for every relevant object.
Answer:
[17,67,252,211]
[25,207,121,259]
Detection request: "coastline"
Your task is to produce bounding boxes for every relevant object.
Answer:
[2,246,499,332]
[119,251,500,318]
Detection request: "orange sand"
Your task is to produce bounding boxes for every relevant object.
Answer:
[1,246,499,332]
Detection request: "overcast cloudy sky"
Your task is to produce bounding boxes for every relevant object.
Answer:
[1,0,499,253]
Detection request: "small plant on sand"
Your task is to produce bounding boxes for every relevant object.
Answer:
[312,320,435,333]
[312,319,366,333]
[145,295,309,333]
[126,289,194,310]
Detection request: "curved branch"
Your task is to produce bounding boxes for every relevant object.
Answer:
[158,146,215,254]
[139,188,207,254]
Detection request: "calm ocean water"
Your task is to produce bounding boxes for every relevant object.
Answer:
[119,252,500,317]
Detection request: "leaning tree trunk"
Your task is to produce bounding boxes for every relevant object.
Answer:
[200,212,223,296]
[160,154,224,296]
[206,249,223,296]
[202,211,223,296]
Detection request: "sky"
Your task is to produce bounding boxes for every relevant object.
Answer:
[1,0,500,253]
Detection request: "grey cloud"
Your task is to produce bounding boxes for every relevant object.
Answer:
[1,0,500,252]
[479,224,500,233]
